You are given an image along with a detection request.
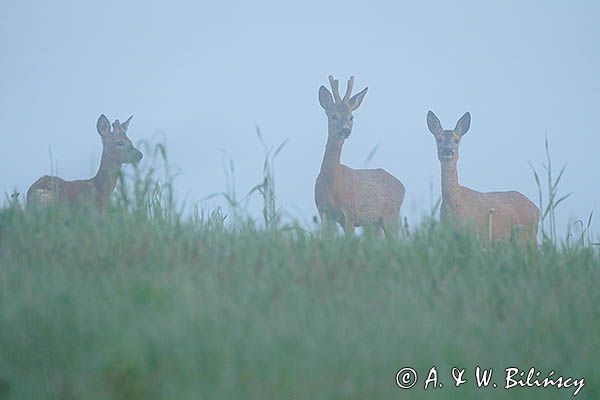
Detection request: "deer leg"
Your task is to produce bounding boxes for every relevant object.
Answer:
[526,224,538,246]
[381,214,400,238]
[509,224,523,244]
[342,211,355,236]
[319,211,337,236]
[364,223,383,237]
[343,222,355,236]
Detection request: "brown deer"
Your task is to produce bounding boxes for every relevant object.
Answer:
[27,114,143,211]
[315,75,405,235]
[426,111,539,243]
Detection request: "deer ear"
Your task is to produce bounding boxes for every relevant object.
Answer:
[319,86,334,111]
[120,115,133,132]
[97,114,111,137]
[427,111,443,135]
[348,87,368,111]
[454,112,471,136]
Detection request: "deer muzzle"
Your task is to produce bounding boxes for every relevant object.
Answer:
[339,128,351,139]
[133,149,143,163]
[441,148,454,158]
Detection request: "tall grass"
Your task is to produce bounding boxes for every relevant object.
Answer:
[566,210,598,248]
[0,137,598,400]
[246,125,287,230]
[204,126,287,230]
[529,137,572,245]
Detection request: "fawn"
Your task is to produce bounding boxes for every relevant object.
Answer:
[427,111,539,243]
[315,75,405,235]
[27,114,143,211]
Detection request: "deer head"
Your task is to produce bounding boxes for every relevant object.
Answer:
[427,111,471,163]
[96,114,143,164]
[319,75,368,139]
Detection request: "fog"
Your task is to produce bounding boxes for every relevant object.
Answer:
[1,1,598,235]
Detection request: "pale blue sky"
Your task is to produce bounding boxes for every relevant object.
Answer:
[1,1,598,235]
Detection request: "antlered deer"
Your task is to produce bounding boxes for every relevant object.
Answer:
[27,114,143,211]
[315,75,405,235]
[426,111,539,243]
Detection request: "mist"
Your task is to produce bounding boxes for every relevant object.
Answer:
[1,0,598,236]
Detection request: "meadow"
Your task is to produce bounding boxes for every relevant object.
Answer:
[0,141,598,400]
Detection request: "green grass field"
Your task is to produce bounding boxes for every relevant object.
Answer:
[0,143,598,399]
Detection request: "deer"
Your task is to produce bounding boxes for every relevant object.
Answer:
[27,114,143,212]
[315,75,405,236]
[426,110,539,244]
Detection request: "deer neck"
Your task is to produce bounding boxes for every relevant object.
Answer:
[91,150,121,203]
[440,159,461,205]
[319,135,344,182]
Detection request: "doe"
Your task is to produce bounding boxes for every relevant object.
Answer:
[427,110,539,243]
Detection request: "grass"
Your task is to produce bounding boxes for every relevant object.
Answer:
[0,141,598,399]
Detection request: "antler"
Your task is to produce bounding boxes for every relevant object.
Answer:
[328,75,341,103]
[111,115,134,135]
[342,76,354,102]
[112,119,120,131]
[121,115,133,131]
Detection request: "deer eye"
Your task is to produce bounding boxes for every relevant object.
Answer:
[116,141,125,146]
[454,139,459,144]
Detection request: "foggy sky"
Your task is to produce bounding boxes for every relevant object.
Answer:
[1,1,598,237]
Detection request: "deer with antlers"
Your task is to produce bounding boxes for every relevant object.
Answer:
[315,75,405,235]
[427,111,539,243]
[27,114,143,212]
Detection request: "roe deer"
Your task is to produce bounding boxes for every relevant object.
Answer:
[27,114,143,211]
[426,111,539,243]
[315,75,405,235]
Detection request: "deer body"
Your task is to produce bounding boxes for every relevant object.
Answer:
[315,76,405,235]
[428,111,539,243]
[27,114,143,212]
